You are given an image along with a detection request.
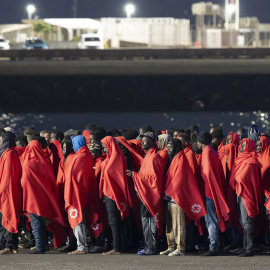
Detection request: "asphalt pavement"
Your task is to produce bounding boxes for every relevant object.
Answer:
[1,59,270,76]
[0,250,269,270]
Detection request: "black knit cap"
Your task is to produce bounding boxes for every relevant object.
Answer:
[197,131,212,145]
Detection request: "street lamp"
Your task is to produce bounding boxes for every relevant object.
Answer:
[27,5,36,20]
[125,4,135,19]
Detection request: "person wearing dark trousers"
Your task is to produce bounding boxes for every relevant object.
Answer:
[28,214,47,254]
[0,212,19,254]
[104,196,125,253]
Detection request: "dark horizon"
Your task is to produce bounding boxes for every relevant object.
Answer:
[0,0,269,25]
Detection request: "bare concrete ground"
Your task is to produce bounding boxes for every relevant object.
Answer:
[1,59,270,76]
[0,250,269,270]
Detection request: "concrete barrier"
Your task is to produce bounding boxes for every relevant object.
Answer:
[1,48,270,61]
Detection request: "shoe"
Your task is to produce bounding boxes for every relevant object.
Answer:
[160,248,174,255]
[13,249,18,254]
[0,248,13,255]
[60,246,77,253]
[89,246,103,253]
[201,250,218,256]
[231,248,246,254]
[103,249,121,255]
[19,238,28,245]
[238,252,254,257]
[168,250,185,256]
[19,242,35,249]
[29,247,45,254]
[68,249,87,255]
[137,249,156,255]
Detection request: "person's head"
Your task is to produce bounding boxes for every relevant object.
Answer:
[89,127,108,145]
[24,126,35,142]
[30,135,47,149]
[173,128,185,139]
[157,134,171,150]
[72,135,86,153]
[89,142,103,160]
[196,131,212,150]
[154,129,162,138]
[139,125,153,136]
[210,126,223,146]
[166,128,174,138]
[256,138,262,154]
[237,128,247,141]
[85,123,96,131]
[15,134,28,147]
[0,131,16,151]
[108,128,121,137]
[40,130,51,145]
[24,126,35,136]
[50,129,64,143]
[188,124,199,142]
[140,132,156,151]
[122,129,139,140]
[167,138,183,160]
[178,133,190,149]
[101,142,109,154]
[239,138,256,154]
[62,139,74,158]
[248,124,260,136]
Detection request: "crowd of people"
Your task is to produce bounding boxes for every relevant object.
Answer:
[0,122,269,258]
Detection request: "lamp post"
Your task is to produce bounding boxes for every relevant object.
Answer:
[125,4,135,19]
[27,5,36,20]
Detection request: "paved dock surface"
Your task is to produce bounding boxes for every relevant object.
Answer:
[0,251,269,270]
[1,59,270,76]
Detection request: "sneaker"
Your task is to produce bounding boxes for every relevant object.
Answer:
[168,250,185,256]
[19,242,35,249]
[29,247,45,254]
[13,249,18,254]
[19,238,28,245]
[0,248,13,255]
[201,250,218,256]
[137,249,156,255]
[238,252,254,257]
[160,248,174,255]
[68,249,87,255]
[89,246,103,253]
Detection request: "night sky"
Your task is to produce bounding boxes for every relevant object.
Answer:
[0,0,269,24]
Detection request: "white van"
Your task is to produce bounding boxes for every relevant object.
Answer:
[78,34,104,49]
[0,36,10,50]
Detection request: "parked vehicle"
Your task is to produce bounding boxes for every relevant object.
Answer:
[78,34,104,49]
[24,38,48,50]
[0,36,10,50]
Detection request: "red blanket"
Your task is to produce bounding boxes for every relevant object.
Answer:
[100,136,136,219]
[21,140,65,247]
[64,146,99,229]
[115,137,143,171]
[201,145,230,232]
[184,144,198,175]
[229,139,262,218]
[132,146,165,228]
[49,140,64,178]
[164,150,206,221]
[258,136,270,198]
[82,130,91,147]
[0,148,22,233]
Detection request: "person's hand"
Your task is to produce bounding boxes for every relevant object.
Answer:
[126,170,133,177]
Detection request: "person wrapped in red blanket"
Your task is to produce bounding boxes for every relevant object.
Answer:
[0,132,22,254]
[127,132,165,256]
[228,138,262,257]
[21,137,66,254]
[196,131,230,256]
[160,138,206,256]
